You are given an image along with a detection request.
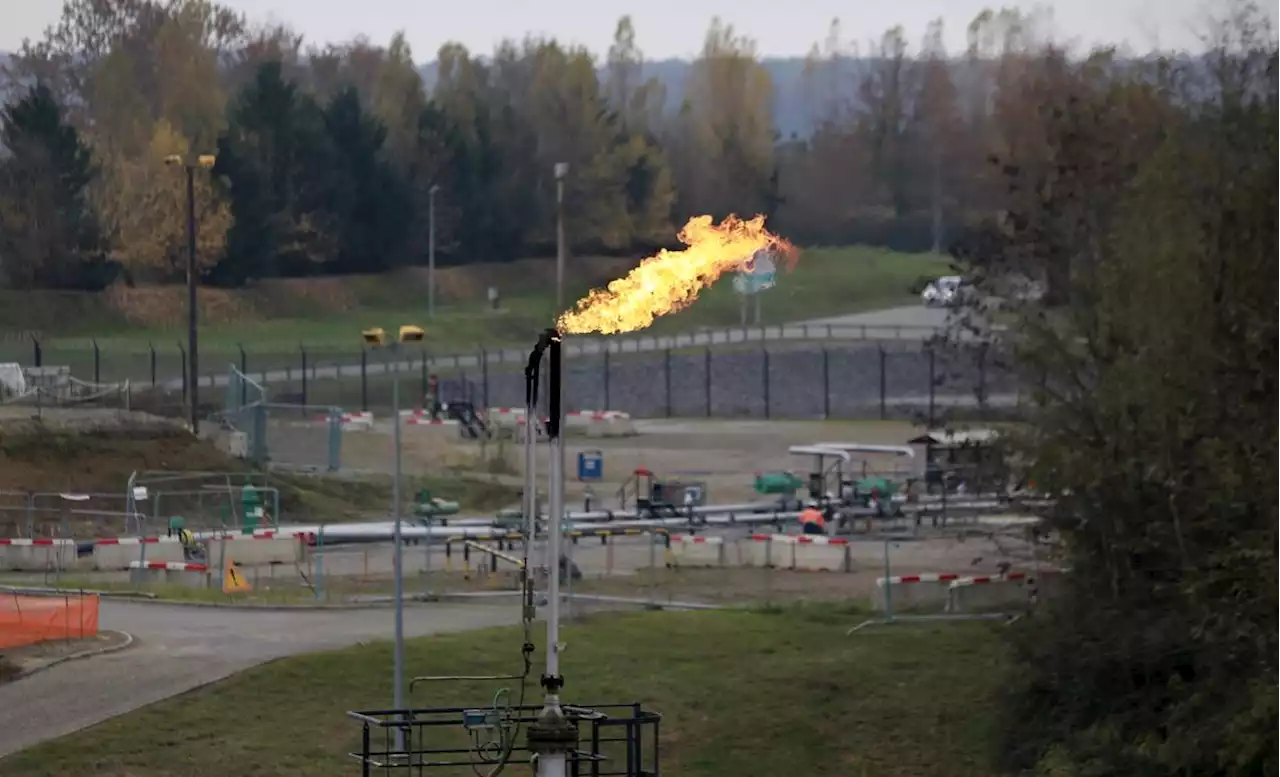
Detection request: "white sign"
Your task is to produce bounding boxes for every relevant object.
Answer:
[733,250,777,296]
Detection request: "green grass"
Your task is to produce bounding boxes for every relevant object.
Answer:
[0,248,950,383]
[0,605,1006,777]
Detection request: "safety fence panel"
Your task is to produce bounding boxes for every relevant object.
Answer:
[0,592,100,649]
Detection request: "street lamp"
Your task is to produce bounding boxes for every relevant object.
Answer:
[427,185,440,320]
[164,153,216,435]
[361,323,425,751]
[554,163,569,311]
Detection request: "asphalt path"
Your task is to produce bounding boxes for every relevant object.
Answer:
[0,599,521,760]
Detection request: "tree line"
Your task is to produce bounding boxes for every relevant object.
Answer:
[0,0,1251,291]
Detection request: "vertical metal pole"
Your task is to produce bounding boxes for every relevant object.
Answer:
[882,536,894,622]
[428,186,437,320]
[546,336,565,684]
[602,347,610,411]
[762,348,770,419]
[391,355,405,747]
[703,348,711,417]
[821,347,830,419]
[753,292,762,326]
[879,346,887,420]
[555,165,568,311]
[186,166,200,435]
[663,349,672,418]
[927,347,937,428]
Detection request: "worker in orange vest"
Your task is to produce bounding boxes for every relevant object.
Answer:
[799,500,826,536]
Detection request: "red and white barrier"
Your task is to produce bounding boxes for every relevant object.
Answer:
[0,538,76,571]
[404,417,459,427]
[92,537,184,570]
[792,535,851,572]
[128,560,208,572]
[945,572,1035,612]
[665,534,725,567]
[316,411,374,430]
[127,559,210,588]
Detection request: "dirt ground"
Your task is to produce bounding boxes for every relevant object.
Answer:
[338,418,928,506]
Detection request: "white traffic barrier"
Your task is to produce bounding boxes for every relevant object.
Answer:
[0,538,76,571]
[203,534,300,566]
[665,534,725,567]
[792,535,851,572]
[92,537,184,570]
[403,417,459,428]
[315,411,374,430]
[127,560,210,588]
[739,534,776,567]
[946,572,1032,612]
[873,572,967,612]
[567,409,637,438]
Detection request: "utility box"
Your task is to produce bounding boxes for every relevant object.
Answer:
[577,450,603,481]
[241,485,263,534]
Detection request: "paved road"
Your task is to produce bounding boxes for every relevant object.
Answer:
[0,599,521,759]
[798,305,956,329]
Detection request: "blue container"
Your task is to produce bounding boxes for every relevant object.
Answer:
[577,450,604,481]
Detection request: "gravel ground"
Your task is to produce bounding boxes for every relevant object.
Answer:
[0,600,520,760]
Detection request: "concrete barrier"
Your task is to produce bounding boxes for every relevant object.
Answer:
[792,535,851,572]
[736,535,774,567]
[92,537,184,570]
[946,573,1030,612]
[127,560,211,588]
[316,411,373,430]
[204,534,299,566]
[872,573,966,612]
[665,534,725,567]
[0,538,76,571]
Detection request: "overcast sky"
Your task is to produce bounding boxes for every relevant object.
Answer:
[2,0,1263,60]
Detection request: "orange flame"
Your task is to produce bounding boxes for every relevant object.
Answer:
[556,215,796,335]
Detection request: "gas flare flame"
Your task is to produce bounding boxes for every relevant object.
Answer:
[556,214,796,335]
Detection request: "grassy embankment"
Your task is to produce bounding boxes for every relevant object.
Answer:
[0,604,1007,777]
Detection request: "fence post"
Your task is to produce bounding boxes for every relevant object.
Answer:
[238,344,248,407]
[977,343,989,413]
[878,346,887,421]
[420,348,428,403]
[761,348,770,419]
[480,348,489,408]
[704,347,712,418]
[603,347,611,410]
[821,347,830,420]
[299,345,308,409]
[927,346,937,428]
[92,339,100,384]
[664,348,672,418]
[149,343,157,387]
[178,342,188,401]
[31,335,41,368]
[360,349,368,413]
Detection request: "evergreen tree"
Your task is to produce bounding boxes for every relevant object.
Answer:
[0,85,111,289]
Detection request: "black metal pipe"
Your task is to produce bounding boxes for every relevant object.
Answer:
[546,328,562,440]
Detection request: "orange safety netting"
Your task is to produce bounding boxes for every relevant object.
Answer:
[0,593,100,649]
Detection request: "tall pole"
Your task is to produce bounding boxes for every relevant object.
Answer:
[527,329,575,777]
[391,355,405,748]
[554,163,568,311]
[185,166,199,435]
[428,185,438,320]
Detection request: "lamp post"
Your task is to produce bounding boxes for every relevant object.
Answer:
[554,163,569,311]
[362,324,425,752]
[164,153,215,435]
[427,185,440,320]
